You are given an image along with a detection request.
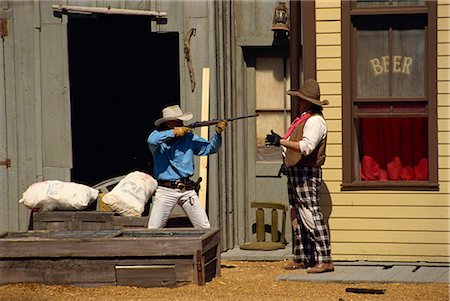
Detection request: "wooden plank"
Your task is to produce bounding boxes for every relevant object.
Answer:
[317,45,342,58]
[331,230,450,244]
[437,80,450,94]
[0,228,220,258]
[52,5,167,17]
[112,216,148,228]
[322,193,450,206]
[322,168,342,181]
[326,131,342,144]
[439,144,449,156]
[323,107,342,119]
[315,1,341,9]
[439,169,450,181]
[438,30,450,43]
[331,242,450,258]
[2,10,19,232]
[0,19,7,233]
[115,265,176,288]
[438,66,450,79]
[322,180,450,194]
[438,4,450,17]
[316,8,341,21]
[330,218,449,232]
[316,21,341,33]
[319,82,342,94]
[333,253,448,262]
[317,70,342,82]
[324,144,342,156]
[0,258,193,285]
[33,211,115,231]
[438,93,450,104]
[438,17,450,30]
[317,58,342,70]
[438,56,450,68]
[40,24,72,170]
[438,124,450,137]
[199,68,209,209]
[323,206,450,219]
[321,95,342,106]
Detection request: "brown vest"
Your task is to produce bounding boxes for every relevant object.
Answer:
[284,114,327,168]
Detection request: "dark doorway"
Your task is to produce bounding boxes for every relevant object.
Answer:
[67,14,179,186]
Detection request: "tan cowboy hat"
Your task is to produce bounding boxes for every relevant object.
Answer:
[154,104,193,126]
[287,79,329,107]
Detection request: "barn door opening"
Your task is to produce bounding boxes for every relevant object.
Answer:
[67,14,179,186]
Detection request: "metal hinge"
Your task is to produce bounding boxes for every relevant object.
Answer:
[0,159,11,168]
[0,18,7,38]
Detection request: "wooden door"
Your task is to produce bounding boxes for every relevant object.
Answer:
[0,16,8,232]
[0,11,19,232]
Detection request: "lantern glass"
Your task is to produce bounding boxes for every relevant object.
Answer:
[272,1,289,32]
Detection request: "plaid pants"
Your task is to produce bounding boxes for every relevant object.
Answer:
[287,165,332,264]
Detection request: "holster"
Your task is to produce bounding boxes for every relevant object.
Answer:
[277,163,287,177]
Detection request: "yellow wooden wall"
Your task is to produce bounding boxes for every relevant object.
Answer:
[315,0,450,262]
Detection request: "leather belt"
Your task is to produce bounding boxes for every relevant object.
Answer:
[158,179,196,190]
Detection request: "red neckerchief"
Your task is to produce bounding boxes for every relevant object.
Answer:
[283,112,312,139]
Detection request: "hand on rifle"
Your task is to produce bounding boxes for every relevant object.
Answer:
[215,120,228,134]
[265,130,282,147]
[173,126,193,137]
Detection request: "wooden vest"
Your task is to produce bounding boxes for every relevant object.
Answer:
[284,114,327,168]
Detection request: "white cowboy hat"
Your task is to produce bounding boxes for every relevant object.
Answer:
[154,104,193,126]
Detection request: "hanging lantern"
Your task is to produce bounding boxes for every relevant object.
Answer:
[271,1,289,32]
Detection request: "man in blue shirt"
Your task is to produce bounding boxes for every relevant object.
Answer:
[147,104,227,228]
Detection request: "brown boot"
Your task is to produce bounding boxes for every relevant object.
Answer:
[283,261,308,270]
[306,262,334,273]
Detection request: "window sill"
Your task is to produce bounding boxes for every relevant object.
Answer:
[341,181,439,191]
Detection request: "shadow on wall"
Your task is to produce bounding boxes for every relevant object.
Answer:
[319,182,333,240]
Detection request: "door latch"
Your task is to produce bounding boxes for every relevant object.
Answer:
[0,159,11,168]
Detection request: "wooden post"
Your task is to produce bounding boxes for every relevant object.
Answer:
[256,208,265,242]
[199,68,210,209]
[271,209,278,242]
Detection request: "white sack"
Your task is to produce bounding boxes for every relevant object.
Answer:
[19,180,99,212]
[102,171,157,217]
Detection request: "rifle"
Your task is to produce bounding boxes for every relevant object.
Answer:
[187,114,259,128]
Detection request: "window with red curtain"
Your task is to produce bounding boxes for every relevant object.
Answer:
[341,1,438,190]
[354,15,429,183]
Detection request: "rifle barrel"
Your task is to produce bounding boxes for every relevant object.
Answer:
[226,114,259,122]
[187,114,258,128]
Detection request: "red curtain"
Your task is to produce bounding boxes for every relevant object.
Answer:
[360,117,428,181]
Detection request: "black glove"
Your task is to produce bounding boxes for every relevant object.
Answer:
[265,130,282,147]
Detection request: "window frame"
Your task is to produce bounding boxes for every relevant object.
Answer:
[341,0,438,191]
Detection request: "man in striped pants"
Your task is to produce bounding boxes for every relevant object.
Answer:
[266,79,334,273]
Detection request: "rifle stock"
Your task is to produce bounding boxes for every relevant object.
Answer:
[187,114,258,128]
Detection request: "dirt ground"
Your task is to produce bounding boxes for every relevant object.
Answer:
[0,260,448,301]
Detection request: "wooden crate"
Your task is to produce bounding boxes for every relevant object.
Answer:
[32,210,191,230]
[0,228,220,287]
[32,211,115,230]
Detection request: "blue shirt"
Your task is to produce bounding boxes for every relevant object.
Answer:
[148,129,222,181]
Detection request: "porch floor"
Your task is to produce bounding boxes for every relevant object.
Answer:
[221,244,450,284]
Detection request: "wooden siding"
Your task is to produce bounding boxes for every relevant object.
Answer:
[0,1,225,234]
[316,0,450,262]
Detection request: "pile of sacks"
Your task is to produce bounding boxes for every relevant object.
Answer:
[19,171,157,217]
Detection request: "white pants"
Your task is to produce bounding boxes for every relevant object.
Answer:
[147,186,210,229]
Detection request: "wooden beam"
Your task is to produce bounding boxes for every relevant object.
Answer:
[199,68,210,209]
